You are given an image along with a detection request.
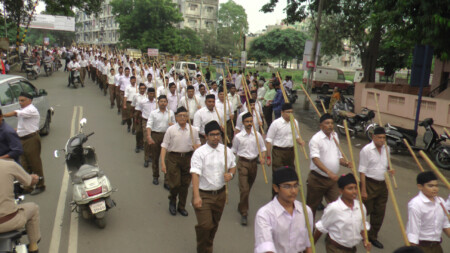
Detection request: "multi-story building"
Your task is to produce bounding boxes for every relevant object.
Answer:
[75,0,119,45]
[172,0,219,32]
[75,0,218,45]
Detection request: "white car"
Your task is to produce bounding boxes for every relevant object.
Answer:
[0,75,54,135]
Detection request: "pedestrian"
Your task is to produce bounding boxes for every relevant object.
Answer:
[314,173,372,253]
[406,171,450,252]
[193,94,221,145]
[271,81,284,119]
[0,109,23,163]
[79,55,88,86]
[140,88,157,168]
[254,167,313,253]
[235,99,262,134]
[190,120,236,253]
[2,92,45,195]
[132,83,147,152]
[161,106,201,216]
[306,113,352,217]
[263,80,276,128]
[123,76,137,133]
[178,86,201,123]
[209,81,218,99]
[215,88,234,145]
[102,58,109,95]
[232,112,266,225]
[167,82,179,113]
[197,84,207,108]
[107,68,116,109]
[146,95,175,188]
[359,126,395,249]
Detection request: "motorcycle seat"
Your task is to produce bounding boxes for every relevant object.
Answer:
[73,165,102,183]
[0,230,24,240]
[338,111,356,118]
[392,125,418,138]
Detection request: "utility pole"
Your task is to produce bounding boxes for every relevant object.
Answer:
[304,0,324,110]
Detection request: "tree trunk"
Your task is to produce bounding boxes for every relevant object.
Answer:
[361,26,382,82]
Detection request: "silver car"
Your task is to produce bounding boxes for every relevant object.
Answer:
[0,75,54,135]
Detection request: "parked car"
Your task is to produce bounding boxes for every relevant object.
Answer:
[303,66,354,94]
[0,75,54,135]
[353,70,384,83]
[174,61,197,78]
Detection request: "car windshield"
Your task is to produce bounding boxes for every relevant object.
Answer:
[187,64,196,70]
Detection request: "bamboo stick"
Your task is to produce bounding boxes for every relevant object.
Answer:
[343,120,368,251]
[385,172,410,246]
[242,77,265,135]
[289,113,316,253]
[373,93,398,189]
[184,92,195,145]
[223,78,229,204]
[320,99,327,113]
[402,139,425,172]
[419,151,450,189]
[221,69,236,133]
[300,84,322,117]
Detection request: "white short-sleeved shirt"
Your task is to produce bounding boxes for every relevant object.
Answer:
[254,197,313,253]
[161,123,200,153]
[309,130,342,177]
[406,191,450,244]
[15,104,40,137]
[232,130,266,160]
[139,98,157,120]
[120,75,131,91]
[265,117,299,148]
[124,85,137,102]
[316,197,370,248]
[132,93,147,110]
[215,100,233,121]
[193,107,221,135]
[358,141,389,181]
[179,96,200,119]
[167,92,179,113]
[190,143,236,191]
[235,110,261,131]
[147,108,175,132]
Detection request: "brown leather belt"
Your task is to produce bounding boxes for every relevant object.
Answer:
[0,210,19,224]
[366,177,385,185]
[311,170,329,179]
[326,235,356,251]
[169,151,193,157]
[19,131,38,140]
[419,239,441,247]
[199,186,226,195]
[273,146,293,151]
[239,156,257,163]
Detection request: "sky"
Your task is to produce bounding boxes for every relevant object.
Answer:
[36,0,288,33]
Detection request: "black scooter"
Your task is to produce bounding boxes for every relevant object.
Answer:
[386,118,450,169]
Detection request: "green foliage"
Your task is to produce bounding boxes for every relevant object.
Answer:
[43,0,102,16]
[23,28,75,47]
[218,0,248,49]
[248,28,309,67]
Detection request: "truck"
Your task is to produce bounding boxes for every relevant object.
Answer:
[303,66,354,94]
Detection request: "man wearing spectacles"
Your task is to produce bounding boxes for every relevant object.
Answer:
[254,167,313,253]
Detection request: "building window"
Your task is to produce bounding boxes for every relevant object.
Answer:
[190,4,198,11]
[207,7,214,13]
[189,19,197,26]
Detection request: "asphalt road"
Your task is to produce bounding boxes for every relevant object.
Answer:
[13,69,450,253]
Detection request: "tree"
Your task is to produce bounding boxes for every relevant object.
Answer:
[248,28,309,68]
[217,0,248,54]
[111,0,200,55]
[43,0,102,16]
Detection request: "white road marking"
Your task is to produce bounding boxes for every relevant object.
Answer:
[48,106,79,253]
[68,106,82,253]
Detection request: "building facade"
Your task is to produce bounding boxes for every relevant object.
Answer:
[75,0,218,45]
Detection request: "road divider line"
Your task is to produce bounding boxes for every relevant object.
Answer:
[48,106,78,253]
[68,106,82,253]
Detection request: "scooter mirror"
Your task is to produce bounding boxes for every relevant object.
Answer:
[54,150,60,158]
[80,118,87,127]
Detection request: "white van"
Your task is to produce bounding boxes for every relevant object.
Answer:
[353,70,382,83]
[303,66,354,94]
[174,62,197,78]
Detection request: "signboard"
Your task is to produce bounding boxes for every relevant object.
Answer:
[241,51,247,69]
[21,14,75,32]
[43,37,49,46]
[302,40,321,70]
[306,61,315,68]
[147,48,159,57]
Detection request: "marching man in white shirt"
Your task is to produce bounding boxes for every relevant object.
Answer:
[359,126,395,249]
[406,171,450,253]
[254,167,313,253]
[132,83,148,153]
[178,86,201,123]
[314,173,372,253]
[193,94,221,145]
[139,88,157,168]
[123,76,137,133]
[232,112,266,226]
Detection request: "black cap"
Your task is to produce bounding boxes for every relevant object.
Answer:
[205,94,215,100]
[19,92,33,100]
[242,112,252,121]
[320,113,333,123]
[205,120,221,135]
[338,173,357,189]
[187,86,195,90]
[416,171,437,185]
[373,127,385,135]
[248,99,255,104]
[176,106,187,115]
[273,167,298,185]
[281,103,292,111]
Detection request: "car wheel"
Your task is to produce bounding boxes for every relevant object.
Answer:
[321,85,329,94]
[40,113,51,136]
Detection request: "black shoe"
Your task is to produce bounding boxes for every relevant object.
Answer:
[148,157,152,163]
[135,147,140,153]
[121,120,125,125]
[144,160,149,168]
[164,183,170,191]
[110,104,114,109]
[127,127,131,133]
[241,215,248,226]
[177,208,188,216]
[81,84,85,87]
[30,187,46,196]
[117,110,121,115]
[132,129,136,135]
[370,239,384,249]
[152,178,159,185]
[169,202,177,216]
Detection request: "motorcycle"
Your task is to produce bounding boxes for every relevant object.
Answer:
[25,63,39,80]
[385,118,450,169]
[69,70,82,88]
[54,58,62,71]
[0,182,30,253]
[43,60,53,77]
[285,88,298,104]
[54,118,116,228]
[335,108,376,139]
[20,58,29,73]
